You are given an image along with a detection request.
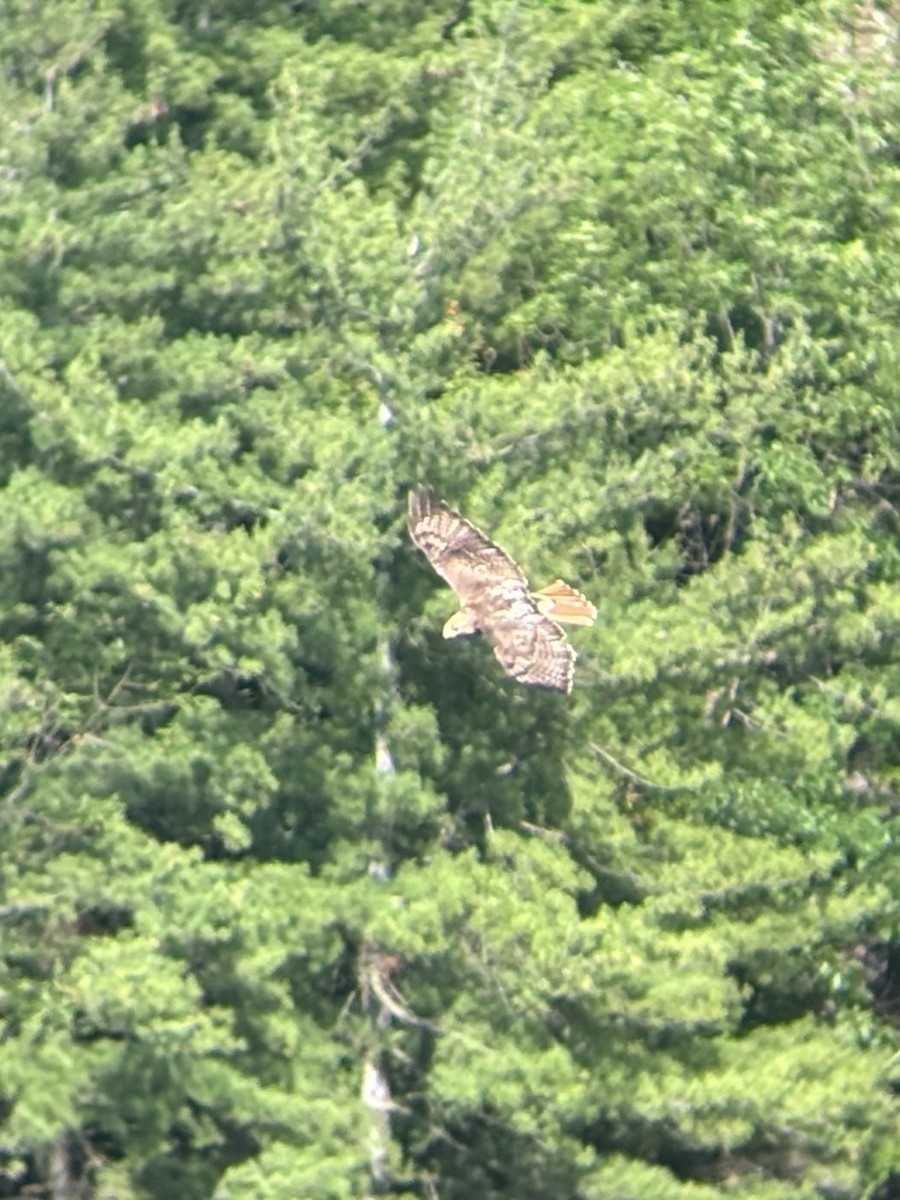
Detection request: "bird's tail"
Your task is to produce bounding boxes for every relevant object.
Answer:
[531,579,597,626]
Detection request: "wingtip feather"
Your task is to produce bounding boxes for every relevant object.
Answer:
[408,484,439,524]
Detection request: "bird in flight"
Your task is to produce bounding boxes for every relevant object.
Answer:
[408,486,596,693]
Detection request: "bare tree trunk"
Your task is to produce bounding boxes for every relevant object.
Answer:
[47,1131,87,1200]
[364,618,397,1192]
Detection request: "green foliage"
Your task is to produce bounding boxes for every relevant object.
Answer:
[1,1,898,1198]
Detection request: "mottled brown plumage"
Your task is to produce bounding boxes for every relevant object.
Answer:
[407,486,595,693]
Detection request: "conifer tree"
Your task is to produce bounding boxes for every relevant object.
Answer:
[1,2,898,1198]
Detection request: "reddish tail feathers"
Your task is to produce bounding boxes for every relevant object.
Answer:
[531,579,597,626]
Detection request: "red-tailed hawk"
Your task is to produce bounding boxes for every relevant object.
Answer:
[408,486,596,693]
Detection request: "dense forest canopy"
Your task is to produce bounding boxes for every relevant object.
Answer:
[1,1,898,1197]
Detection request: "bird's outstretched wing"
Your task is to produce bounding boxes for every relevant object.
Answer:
[407,485,526,605]
[483,595,577,692]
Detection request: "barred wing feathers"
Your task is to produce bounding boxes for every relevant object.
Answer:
[485,597,577,692]
[407,485,526,603]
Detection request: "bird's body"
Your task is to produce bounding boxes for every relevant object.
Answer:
[407,486,595,693]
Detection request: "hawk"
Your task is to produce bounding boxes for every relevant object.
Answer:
[408,486,596,693]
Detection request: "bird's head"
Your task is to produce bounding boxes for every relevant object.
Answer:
[442,609,478,639]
